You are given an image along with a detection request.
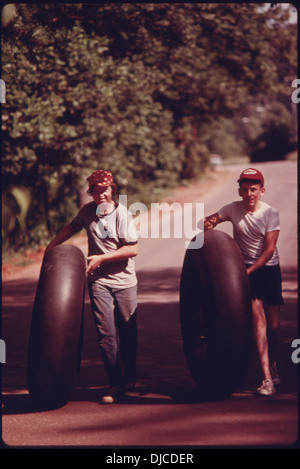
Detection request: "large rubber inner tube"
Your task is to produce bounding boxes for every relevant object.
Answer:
[27,244,86,408]
[180,230,252,400]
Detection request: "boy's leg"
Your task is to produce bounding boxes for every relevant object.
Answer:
[88,282,123,390]
[114,286,138,389]
[252,298,272,381]
[264,304,280,363]
[265,304,281,384]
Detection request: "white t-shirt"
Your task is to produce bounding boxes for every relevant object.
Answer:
[218,201,280,266]
[72,201,138,287]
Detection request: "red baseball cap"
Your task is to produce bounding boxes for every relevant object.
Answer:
[237,168,264,186]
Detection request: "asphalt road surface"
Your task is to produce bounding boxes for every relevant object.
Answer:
[1,161,298,451]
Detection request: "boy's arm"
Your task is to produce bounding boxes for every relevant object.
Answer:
[203,212,222,231]
[86,242,138,274]
[246,230,279,275]
[45,223,78,253]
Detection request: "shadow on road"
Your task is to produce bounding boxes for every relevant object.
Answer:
[2,264,298,416]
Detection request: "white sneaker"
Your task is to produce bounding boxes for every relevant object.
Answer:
[100,387,123,404]
[256,379,275,396]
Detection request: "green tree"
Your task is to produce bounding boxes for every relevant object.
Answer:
[2,3,297,251]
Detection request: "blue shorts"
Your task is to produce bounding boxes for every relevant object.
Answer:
[246,264,284,305]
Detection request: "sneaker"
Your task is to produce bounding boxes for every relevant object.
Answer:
[270,361,281,385]
[100,387,123,404]
[256,379,275,396]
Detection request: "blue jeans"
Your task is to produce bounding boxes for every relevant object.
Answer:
[88,282,137,389]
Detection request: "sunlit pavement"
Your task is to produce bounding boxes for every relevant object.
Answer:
[1,161,298,449]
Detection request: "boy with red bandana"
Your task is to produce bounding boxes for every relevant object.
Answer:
[46,170,138,403]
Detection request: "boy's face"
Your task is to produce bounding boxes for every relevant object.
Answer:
[238,181,265,212]
[92,185,114,205]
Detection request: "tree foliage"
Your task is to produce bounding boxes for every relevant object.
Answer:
[1,3,297,250]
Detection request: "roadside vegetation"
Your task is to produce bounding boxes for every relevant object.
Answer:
[2,3,297,254]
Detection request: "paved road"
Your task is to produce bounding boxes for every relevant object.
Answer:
[1,161,298,450]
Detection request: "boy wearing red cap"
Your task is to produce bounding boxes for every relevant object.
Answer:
[46,170,138,403]
[204,168,283,396]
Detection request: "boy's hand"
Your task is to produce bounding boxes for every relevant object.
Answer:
[204,214,220,231]
[86,255,103,274]
[204,218,214,230]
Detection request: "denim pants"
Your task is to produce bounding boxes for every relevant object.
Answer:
[88,282,137,389]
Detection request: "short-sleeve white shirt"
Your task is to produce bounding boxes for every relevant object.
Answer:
[218,201,280,266]
[71,201,138,287]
